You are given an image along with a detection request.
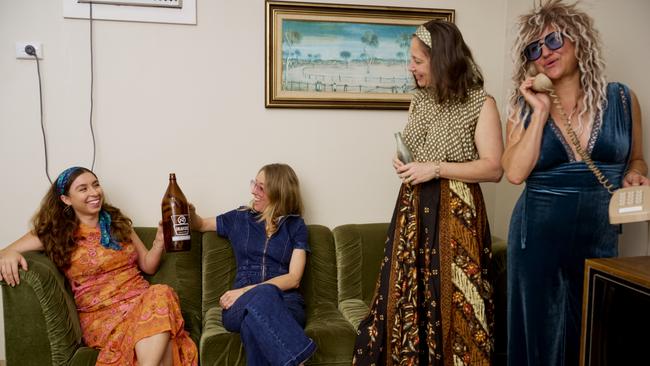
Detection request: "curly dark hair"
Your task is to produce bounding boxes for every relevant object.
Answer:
[32,167,133,271]
[415,20,484,103]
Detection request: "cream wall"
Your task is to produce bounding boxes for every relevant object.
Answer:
[0,0,508,247]
[0,0,507,359]
[1,0,648,360]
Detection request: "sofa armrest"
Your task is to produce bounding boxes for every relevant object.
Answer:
[305,302,357,365]
[200,306,246,365]
[337,298,369,331]
[1,251,83,366]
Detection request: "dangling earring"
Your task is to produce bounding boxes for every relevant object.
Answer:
[64,205,73,216]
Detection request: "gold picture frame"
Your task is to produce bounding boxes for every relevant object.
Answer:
[265,1,454,109]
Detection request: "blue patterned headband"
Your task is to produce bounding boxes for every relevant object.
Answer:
[56,166,85,195]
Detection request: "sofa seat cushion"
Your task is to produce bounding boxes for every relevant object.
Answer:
[200,307,246,366]
[200,303,357,366]
[304,303,356,365]
[136,227,203,346]
[68,347,99,366]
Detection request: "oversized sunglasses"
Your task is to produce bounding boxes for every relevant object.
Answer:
[523,31,564,61]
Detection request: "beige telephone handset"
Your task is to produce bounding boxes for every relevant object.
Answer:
[531,72,554,93]
[531,73,650,224]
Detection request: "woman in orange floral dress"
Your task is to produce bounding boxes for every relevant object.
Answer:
[0,167,198,366]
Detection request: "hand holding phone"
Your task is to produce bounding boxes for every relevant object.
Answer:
[519,71,553,115]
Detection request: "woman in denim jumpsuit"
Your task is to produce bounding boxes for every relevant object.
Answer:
[191,163,316,365]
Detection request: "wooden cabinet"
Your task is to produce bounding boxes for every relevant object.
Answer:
[580,256,650,366]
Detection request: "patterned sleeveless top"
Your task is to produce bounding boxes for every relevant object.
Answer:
[402,87,487,162]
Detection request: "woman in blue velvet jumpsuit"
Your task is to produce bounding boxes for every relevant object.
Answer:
[502,2,649,365]
[191,163,316,365]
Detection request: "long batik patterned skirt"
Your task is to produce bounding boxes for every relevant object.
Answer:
[353,179,494,365]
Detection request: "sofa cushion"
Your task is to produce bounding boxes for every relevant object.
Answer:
[332,223,389,306]
[136,227,203,346]
[300,225,339,306]
[68,347,99,366]
[303,303,357,365]
[337,298,370,330]
[201,231,236,318]
[200,306,246,366]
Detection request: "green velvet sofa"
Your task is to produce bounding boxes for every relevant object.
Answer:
[2,224,507,366]
[1,227,203,366]
[1,226,356,366]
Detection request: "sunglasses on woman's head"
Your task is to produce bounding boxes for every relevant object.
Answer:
[523,31,564,61]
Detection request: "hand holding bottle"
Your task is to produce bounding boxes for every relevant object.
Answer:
[188,203,216,232]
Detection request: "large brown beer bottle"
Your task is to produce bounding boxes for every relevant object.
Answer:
[161,173,191,252]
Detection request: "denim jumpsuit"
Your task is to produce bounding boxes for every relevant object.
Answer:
[217,208,316,366]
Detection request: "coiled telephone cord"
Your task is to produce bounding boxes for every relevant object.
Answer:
[548,89,615,194]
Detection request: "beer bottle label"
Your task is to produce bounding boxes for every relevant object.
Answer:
[171,214,191,241]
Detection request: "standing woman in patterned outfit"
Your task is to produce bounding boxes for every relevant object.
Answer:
[353,20,503,365]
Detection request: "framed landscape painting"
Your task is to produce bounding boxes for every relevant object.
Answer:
[265,1,454,109]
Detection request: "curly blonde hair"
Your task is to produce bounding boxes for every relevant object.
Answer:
[507,0,608,133]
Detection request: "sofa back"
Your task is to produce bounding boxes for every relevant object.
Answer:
[300,225,339,308]
[332,223,389,306]
[201,224,339,316]
[201,231,236,319]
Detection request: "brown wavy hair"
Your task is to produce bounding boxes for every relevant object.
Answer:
[415,20,484,103]
[251,163,303,237]
[32,167,133,271]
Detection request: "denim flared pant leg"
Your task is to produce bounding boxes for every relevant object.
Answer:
[222,284,316,366]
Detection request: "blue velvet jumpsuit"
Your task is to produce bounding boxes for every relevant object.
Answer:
[507,83,632,366]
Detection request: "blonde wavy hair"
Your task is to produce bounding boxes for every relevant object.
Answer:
[507,0,608,134]
[251,163,303,237]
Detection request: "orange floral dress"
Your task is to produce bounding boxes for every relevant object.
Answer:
[64,224,198,366]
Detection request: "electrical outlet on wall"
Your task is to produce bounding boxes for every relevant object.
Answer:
[16,42,43,59]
